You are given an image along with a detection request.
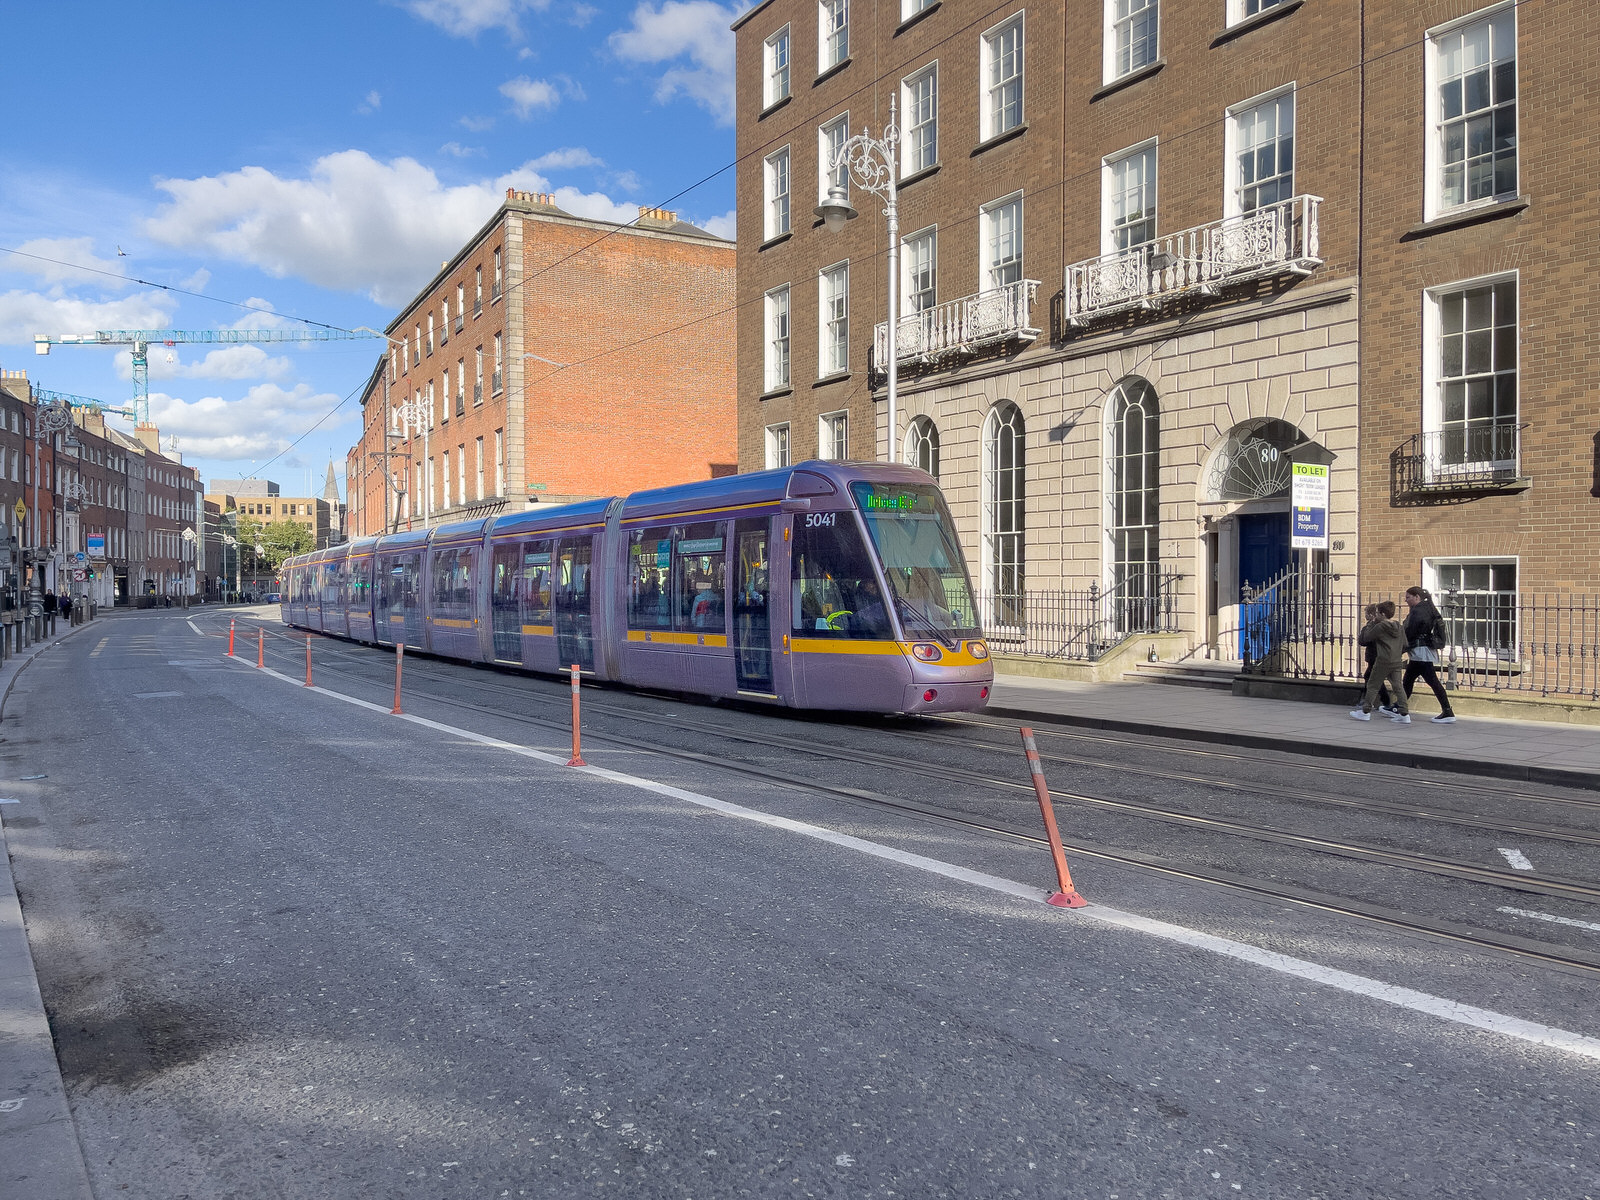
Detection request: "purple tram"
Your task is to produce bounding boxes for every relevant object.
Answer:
[281,460,993,714]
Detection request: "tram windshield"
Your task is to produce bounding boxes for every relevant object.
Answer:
[849,482,982,643]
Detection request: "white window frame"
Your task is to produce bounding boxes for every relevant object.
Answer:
[980,193,1024,292]
[764,285,791,392]
[818,410,849,461]
[819,114,849,203]
[765,423,791,469]
[764,25,791,107]
[901,64,938,175]
[1227,0,1292,25]
[764,146,792,240]
[1421,270,1519,476]
[456,446,466,506]
[1101,139,1158,256]
[1103,0,1159,84]
[901,0,936,19]
[979,13,1024,141]
[902,226,937,314]
[818,261,850,378]
[819,0,848,72]
[1424,3,1518,221]
[1422,556,1520,659]
[1224,84,1296,217]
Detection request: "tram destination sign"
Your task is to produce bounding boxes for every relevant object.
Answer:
[1291,462,1330,550]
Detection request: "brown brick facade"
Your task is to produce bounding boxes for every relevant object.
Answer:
[346,193,736,536]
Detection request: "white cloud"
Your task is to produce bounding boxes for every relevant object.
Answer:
[459,114,495,132]
[147,382,349,463]
[141,151,643,306]
[440,141,484,158]
[499,75,560,118]
[179,267,212,292]
[0,288,176,347]
[700,209,736,240]
[359,90,382,113]
[528,147,603,171]
[8,237,131,288]
[608,169,643,193]
[395,0,549,37]
[609,1,738,126]
[117,344,294,383]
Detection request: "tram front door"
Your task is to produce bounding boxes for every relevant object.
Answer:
[733,521,772,693]
[554,537,595,672]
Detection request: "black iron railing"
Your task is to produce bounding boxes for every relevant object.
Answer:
[979,572,1183,660]
[1392,423,1528,494]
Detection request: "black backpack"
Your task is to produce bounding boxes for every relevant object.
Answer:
[1427,615,1448,651]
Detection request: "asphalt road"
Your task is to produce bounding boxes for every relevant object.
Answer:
[3,610,1597,1198]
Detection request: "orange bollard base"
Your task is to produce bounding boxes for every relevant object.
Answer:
[1047,890,1089,909]
[256,630,265,669]
[227,619,236,657]
[304,634,314,687]
[566,663,587,766]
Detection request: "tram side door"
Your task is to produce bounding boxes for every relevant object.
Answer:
[733,520,773,693]
[490,543,521,662]
[554,537,595,671]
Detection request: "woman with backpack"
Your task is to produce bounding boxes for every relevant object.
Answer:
[1402,586,1457,723]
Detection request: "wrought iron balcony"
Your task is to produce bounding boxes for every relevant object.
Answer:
[454,315,464,334]
[873,279,1041,371]
[1063,194,1323,328]
[1392,423,1530,495]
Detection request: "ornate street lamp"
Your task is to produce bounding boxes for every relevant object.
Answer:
[30,399,72,621]
[816,98,900,463]
[391,397,432,529]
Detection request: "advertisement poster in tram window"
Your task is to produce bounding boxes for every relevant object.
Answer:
[1291,463,1330,550]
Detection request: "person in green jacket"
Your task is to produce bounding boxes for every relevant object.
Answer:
[1353,600,1410,723]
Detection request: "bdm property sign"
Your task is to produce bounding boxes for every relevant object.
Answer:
[1291,462,1330,550]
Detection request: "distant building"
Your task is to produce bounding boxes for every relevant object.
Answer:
[345,190,737,537]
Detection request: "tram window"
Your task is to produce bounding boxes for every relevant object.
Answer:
[432,549,473,608]
[676,522,727,631]
[431,549,455,607]
[628,526,675,629]
[791,517,892,639]
[523,540,553,624]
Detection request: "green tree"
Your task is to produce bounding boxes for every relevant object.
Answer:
[259,520,316,572]
[231,511,265,579]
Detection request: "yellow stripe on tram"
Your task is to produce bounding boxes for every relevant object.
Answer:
[521,624,555,637]
[626,630,730,648]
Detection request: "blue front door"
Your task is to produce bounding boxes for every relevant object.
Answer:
[1238,512,1290,595]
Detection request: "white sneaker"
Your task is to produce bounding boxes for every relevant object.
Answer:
[1390,713,1411,724]
[1432,714,1456,724]
[1349,709,1371,721]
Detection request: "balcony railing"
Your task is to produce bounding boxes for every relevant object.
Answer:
[1392,423,1529,495]
[1064,194,1323,327]
[473,383,483,405]
[492,371,502,395]
[454,315,464,334]
[873,279,1040,370]
[492,283,503,302]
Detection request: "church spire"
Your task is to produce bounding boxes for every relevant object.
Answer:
[322,460,340,502]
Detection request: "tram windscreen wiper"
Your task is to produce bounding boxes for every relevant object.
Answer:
[893,590,958,650]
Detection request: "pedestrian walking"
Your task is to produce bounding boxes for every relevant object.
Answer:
[1402,586,1457,724]
[60,594,73,623]
[1353,600,1409,723]
[1359,604,1394,713]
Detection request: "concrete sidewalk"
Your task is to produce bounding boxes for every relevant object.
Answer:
[0,623,95,1200]
[990,672,1600,791]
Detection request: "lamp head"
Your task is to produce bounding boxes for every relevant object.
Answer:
[814,184,858,234]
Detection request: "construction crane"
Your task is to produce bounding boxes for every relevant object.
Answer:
[30,387,136,421]
[34,327,380,425]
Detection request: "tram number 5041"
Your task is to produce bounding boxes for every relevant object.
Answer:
[803,512,838,528]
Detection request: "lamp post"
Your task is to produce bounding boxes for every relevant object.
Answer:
[30,399,71,626]
[816,98,900,463]
[391,397,431,530]
[222,532,239,601]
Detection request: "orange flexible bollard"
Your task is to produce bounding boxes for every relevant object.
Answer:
[566,664,587,766]
[304,633,314,687]
[228,618,236,657]
[390,642,405,715]
[256,629,265,669]
[1019,726,1088,908]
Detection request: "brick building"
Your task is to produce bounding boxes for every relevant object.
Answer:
[732,0,1596,661]
[345,190,737,536]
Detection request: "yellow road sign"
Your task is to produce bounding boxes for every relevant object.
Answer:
[12,500,24,523]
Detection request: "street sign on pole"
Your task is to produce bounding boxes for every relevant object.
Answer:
[12,500,24,524]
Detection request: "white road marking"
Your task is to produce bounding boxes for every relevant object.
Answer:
[0,799,19,805]
[1499,906,1600,934]
[1498,848,1535,871]
[186,619,203,636]
[246,662,1600,1062]
[132,691,184,699]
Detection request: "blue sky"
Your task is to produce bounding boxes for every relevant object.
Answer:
[0,0,740,497]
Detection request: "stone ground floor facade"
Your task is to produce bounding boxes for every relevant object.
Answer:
[883,276,1360,660]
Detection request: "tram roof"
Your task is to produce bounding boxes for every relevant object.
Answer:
[618,460,933,522]
[487,498,613,539]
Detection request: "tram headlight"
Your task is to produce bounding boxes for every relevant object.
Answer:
[967,641,989,660]
[911,642,942,662]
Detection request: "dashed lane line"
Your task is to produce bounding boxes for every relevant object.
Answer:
[1499,906,1600,935]
[239,658,1600,1064]
[1499,848,1536,871]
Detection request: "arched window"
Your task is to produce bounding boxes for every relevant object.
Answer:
[904,416,941,478]
[1108,377,1160,622]
[982,402,1025,610]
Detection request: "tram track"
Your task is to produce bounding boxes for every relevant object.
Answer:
[227,624,1600,977]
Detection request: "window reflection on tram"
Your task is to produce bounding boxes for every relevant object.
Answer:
[791,515,893,639]
[849,482,981,640]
